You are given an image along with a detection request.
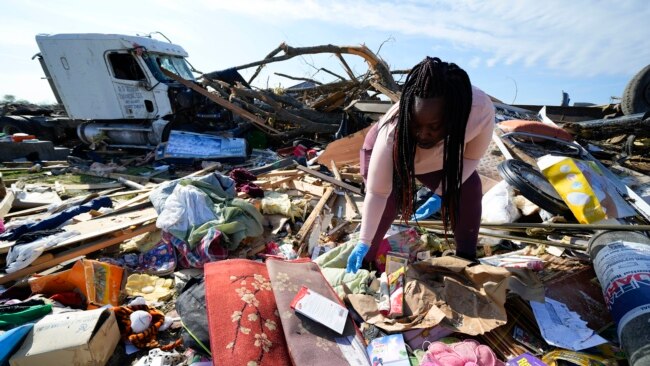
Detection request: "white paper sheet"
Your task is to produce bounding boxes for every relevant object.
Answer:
[530,297,607,351]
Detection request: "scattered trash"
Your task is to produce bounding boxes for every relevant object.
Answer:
[1,35,649,366]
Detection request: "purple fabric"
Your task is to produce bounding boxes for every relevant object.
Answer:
[364,170,482,261]
[229,168,264,198]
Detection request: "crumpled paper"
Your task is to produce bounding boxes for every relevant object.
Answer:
[347,256,544,335]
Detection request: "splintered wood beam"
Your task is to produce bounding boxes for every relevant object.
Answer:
[0,189,15,218]
[370,80,401,102]
[296,165,363,195]
[330,160,360,217]
[161,69,281,135]
[296,186,335,254]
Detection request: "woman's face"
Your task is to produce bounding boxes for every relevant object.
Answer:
[411,97,446,149]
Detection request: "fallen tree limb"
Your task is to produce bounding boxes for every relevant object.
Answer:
[208,43,399,94]
[336,53,356,80]
[248,44,284,85]
[274,72,323,85]
[319,68,348,82]
[563,113,650,140]
[162,69,281,135]
[230,86,339,134]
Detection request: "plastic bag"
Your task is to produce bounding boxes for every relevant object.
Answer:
[156,183,216,240]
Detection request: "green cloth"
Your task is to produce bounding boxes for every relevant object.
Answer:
[0,303,52,329]
[313,234,359,269]
[320,267,371,300]
[313,235,371,299]
[184,179,263,250]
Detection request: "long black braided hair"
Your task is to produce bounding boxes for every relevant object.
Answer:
[392,56,473,233]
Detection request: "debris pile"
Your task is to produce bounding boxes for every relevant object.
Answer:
[1,40,650,366]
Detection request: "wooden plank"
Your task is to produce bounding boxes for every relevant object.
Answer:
[162,69,280,135]
[0,165,68,172]
[2,188,150,219]
[0,189,14,218]
[339,172,363,184]
[63,182,123,190]
[296,187,335,254]
[258,169,300,178]
[78,171,151,185]
[1,161,68,167]
[296,165,363,195]
[0,222,156,285]
[0,208,157,254]
[330,160,360,218]
[30,253,55,267]
[265,175,295,189]
[290,180,327,197]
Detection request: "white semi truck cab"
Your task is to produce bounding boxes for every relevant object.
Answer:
[2,33,233,148]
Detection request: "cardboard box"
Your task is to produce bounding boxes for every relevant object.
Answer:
[29,259,124,309]
[290,286,349,334]
[10,308,120,366]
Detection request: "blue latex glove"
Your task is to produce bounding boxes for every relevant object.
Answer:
[346,243,370,273]
[411,194,441,221]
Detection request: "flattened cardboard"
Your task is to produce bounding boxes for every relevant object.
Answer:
[10,308,120,366]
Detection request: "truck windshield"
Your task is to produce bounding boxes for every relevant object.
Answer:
[143,53,195,82]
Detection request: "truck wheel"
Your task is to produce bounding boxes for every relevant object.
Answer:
[622,64,650,115]
[0,116,35,136]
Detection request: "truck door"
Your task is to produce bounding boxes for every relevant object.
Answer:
[106,51,158,119]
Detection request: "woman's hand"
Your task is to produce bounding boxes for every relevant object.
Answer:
[346,242,370,273]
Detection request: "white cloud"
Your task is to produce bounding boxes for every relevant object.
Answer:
[199,0,650,77]
[0,0,647,103]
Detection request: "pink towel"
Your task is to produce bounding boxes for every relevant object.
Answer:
[420,340,504,366]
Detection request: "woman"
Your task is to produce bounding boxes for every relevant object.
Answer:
[346,57,495,273]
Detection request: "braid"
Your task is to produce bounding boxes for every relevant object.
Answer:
[392,57,473,234]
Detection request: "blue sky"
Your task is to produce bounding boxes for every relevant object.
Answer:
[1,0,648,106]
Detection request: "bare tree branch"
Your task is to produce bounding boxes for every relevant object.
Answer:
[231,85,339,134]
[247,45,284,85]
[319,68,347,82]
[274,72,323,85]
[336,53,357,80]
[206,43,398,93]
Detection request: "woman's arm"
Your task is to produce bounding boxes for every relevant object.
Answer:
[461,97,495,181]
[359,122,396,245]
